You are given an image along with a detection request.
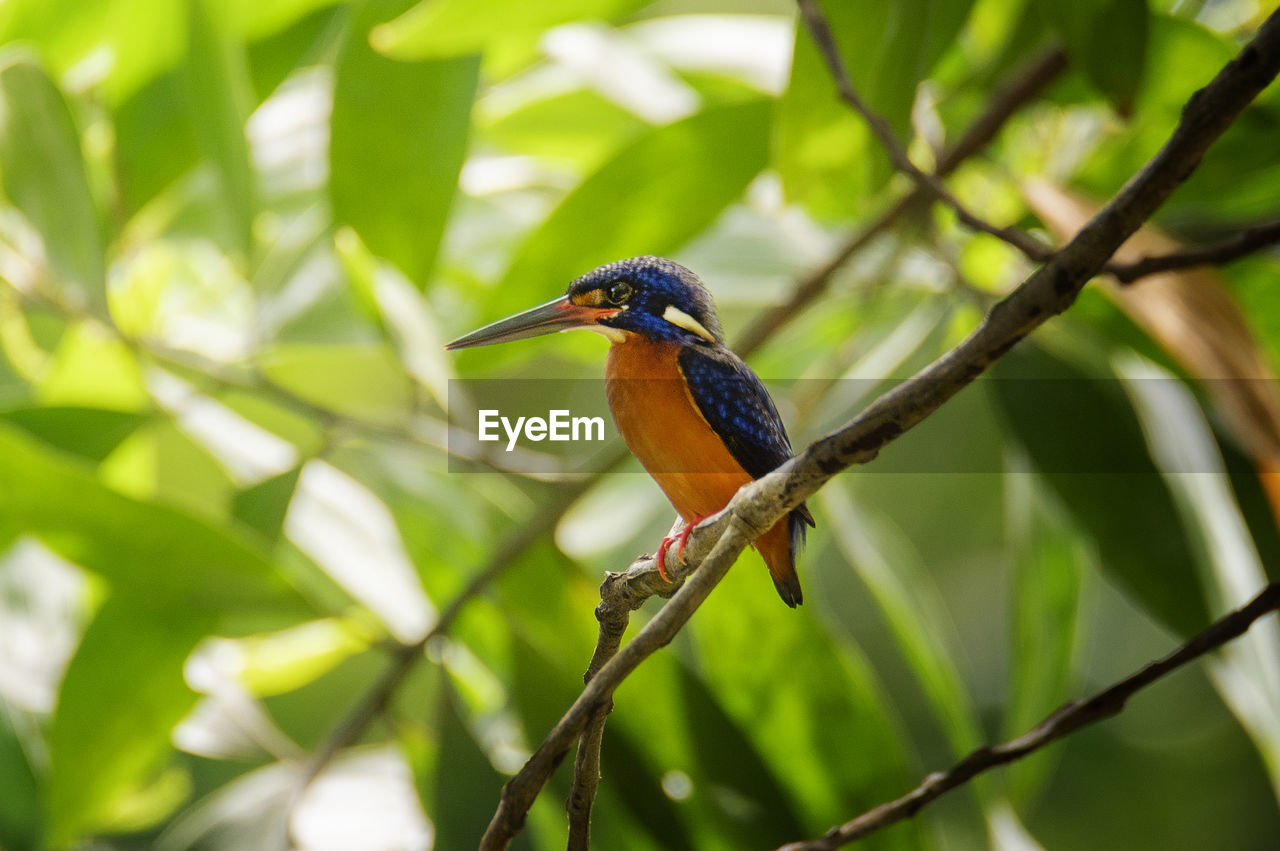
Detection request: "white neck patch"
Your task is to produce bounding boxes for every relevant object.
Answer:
[661,305,716,342]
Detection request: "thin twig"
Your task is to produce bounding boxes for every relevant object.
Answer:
[1108,218,1280,282]
[795,0,1055,264]
[479,9,1280,847]
[778,581,1280,850]
[565,47,1071,847]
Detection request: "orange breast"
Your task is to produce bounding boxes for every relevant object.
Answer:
[605,337,750,522]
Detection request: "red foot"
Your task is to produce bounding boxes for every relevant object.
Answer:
[653,514,710,581]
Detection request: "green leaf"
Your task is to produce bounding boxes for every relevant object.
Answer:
[0,51,105,313]
[372,0,645,60]
[233,465,303,542]
[113,72,199,218]
[432,678,508,849]
[1002,464,1084,803]
[1036,0,1148,114]
[0,406,151,462]
[775,0,976,219]
[820,487,984,755]
[494,99,770,318]
[0,421,301,616]
[0,0,185,106]
[330,0,479,288]
[0,702,42,850]
[47,598,209,844]
[182,0,257,260]
[258,342,414,424]
[990,346,1209,635]
[674,664,805,847]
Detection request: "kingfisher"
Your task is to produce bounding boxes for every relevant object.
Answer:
[445,256,813,607]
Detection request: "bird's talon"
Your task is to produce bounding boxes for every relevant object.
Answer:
[654,535,675,582]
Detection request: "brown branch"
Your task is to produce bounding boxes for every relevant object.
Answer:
[778,581,1280,850]
[479,9,1280,847]
[298,53,1077,794]
[735,47,1068,356]
[1107,218,1280,283]
[565,48,1072,846]
[795,0,1055,264]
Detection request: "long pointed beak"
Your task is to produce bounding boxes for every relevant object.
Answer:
[444,296,619,350]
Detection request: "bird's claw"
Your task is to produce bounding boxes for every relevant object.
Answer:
[653,515,709,583]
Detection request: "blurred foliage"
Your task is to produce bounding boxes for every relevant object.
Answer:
[1,0,1279,849]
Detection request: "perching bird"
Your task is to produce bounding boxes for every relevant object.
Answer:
[445,256,813,607]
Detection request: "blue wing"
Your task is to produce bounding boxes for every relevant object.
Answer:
[677,345,815,527]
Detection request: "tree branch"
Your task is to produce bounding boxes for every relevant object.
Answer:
[778,581,1280,850]
[794,0,1055,264]
[565,47,1072,846]
[1107,218,1280,283]
[479,8,1280,847]
[302,51,1072,794]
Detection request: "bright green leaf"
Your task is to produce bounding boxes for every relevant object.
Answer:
[372,0,645,60]
[0,406,151,462]
[330,0,479,288]
[182,0,257,260]
[0,51,105,313]
[0,421,301,617]
[47,598,209,844]
[494,99,770,318]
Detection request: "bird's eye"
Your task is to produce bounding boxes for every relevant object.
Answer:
[607,282,632,304]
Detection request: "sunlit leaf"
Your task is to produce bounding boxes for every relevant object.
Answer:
[330,0,479,288]
[47,598,209,844]
[0,52,105,313]
[182,0,257,259]
[494,98,770,318]
[0,421,301,617]
[372,0,646,60]
[0,405,151,461]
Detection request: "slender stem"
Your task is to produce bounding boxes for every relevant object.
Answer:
[1108,218,1280,282]
[478,7,1280,845]
[565,45,1071,847]
[778,582,1280,850]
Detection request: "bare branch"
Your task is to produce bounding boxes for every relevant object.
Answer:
[479,9,1280,847]
[778,581,1280,850]
[1108,218,1280,283]
[795,0,1055,263]
[564,49,1072,842]
[301,51,1075,798]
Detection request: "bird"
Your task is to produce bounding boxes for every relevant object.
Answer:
[445,256,814,607]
